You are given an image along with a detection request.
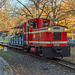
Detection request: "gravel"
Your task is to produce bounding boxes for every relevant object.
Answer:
[0,48,75,75]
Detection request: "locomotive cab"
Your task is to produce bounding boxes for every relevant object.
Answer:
[24,18,50,46]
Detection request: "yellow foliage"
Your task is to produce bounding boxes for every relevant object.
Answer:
[0,0,75,33]
[0,46,2,47]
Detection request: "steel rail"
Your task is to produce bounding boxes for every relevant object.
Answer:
[50,58,75,71]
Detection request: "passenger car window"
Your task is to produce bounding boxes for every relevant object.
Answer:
[42,21,49,27]
[30,21,37,28]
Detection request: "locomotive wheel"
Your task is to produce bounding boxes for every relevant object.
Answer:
[38,47,43,57]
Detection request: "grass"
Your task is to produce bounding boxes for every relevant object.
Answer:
[0,49,13,58]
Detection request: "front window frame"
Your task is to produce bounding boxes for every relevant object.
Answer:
[30,21,37,28]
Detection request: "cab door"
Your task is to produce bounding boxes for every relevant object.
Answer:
[25,22,29,45]
[30,20,38,45]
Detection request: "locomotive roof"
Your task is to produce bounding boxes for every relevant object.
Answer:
[50,25,68,28]
[28,18,50,21]
[11,18,50,29]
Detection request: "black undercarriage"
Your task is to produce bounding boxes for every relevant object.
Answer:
[42,46,70,58]
[0,43,70,58]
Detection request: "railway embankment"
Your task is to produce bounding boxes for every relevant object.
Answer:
[0,47,75,75]
[0,56,13,75]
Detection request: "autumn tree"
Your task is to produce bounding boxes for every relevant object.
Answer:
[16,0,66,23]
[0,0,75,30]
[0,0,7,8]
[0,0,16,30]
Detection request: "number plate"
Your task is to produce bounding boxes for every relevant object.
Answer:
[54,43,59,46]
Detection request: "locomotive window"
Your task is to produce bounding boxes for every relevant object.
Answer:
[53,32,61,40]
[30,21,37,28]
[42,21,49,27]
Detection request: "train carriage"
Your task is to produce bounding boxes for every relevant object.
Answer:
[10,18,70,58]
[10,24,25,46]
[0,30,9,44]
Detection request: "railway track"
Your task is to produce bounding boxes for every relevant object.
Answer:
[0,44,75,71]
[24,52,75,71]
[51,58,75,71]
[25,52,75,71]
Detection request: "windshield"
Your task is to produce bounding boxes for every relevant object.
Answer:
[42,21,49,27]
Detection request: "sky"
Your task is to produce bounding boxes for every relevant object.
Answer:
[9,0,31,11]
[11,0,31,7]
[11,0,68,8]
[19,0,30,4]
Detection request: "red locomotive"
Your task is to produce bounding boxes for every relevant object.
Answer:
[10,18,70,58]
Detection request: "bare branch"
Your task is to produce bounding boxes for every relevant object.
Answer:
[21,9,33,17]
[38,2,47,18]
[17,0,33,18]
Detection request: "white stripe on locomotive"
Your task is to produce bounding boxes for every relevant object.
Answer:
[25,41,67,44]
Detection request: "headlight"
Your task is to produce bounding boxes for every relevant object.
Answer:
[64,28,67,31]
[48,28,51,31]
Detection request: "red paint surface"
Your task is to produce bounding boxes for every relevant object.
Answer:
[24,18,67,47]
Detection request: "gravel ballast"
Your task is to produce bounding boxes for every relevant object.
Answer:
[0,48,75,75]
